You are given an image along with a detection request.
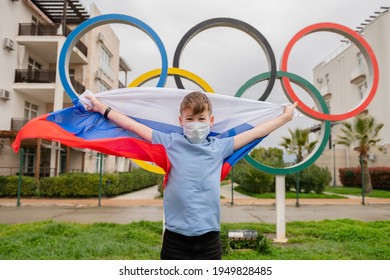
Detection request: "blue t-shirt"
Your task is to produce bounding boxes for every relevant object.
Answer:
[152,130,234,236]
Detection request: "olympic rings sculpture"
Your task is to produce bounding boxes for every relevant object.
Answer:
[58,14,379,175]
[172,18,276,101]
[59,14,168,102]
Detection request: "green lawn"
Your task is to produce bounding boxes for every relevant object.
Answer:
[0,219,389,260]
[233,186,390,199]
[234,187,345,199]
[325,186,390,198]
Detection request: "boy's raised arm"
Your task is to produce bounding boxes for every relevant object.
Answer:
[85,94,153,143]
[233,102,298,151]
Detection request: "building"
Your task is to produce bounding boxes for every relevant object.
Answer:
[0,0,132,178]
[312,7,390,185]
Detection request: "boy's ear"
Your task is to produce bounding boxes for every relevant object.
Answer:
[179,115,183,127]
[210,115,215,127]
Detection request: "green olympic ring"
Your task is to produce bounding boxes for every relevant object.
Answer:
[235,71,331,175]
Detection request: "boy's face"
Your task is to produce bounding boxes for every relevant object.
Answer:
[179,108,214,127]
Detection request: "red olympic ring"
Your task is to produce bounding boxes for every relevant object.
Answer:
[280,22,379,121]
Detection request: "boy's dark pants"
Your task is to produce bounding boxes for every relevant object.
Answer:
[161,229,222,260]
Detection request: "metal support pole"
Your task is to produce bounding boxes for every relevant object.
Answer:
[98,154,103,207]
[17,148,24,207]
[295,172,300,207]
[62,0,68,36]
[230,166,234,206]
[333,143,336,186]
[360,155,365,205]
[274,175,288,243]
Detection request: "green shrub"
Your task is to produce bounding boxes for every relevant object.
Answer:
[287,165,331,194]
[232,147,285,194]
[116,168,162,196]
[0,176,38,197]
[235,162,275,194]
[2,168,164,198]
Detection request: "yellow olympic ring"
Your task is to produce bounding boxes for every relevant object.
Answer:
[129,67,214,92]
[129,67,215,174]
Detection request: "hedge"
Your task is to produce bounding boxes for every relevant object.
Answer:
[0,176,38,197]
[286,164,332,194]
[339,167,390,190]
[0,168,163,198]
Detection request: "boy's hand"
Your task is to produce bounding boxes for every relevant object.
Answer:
[283,101,298,121]
[83,93,107,115]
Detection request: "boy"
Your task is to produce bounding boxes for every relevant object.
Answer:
[85,91,297,260]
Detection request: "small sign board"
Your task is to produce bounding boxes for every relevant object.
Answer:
[228,230,258,240]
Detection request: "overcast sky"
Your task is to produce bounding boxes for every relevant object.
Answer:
[78,0,389,149]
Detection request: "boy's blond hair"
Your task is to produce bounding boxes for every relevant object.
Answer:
[180,91,213,115]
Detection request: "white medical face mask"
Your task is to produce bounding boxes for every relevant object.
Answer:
[183,122,211,144]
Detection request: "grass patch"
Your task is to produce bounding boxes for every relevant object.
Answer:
[325,186,390,198]
[0,219,389,260]
[234,187,344,199]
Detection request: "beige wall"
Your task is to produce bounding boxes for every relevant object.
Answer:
[313,11,390,185]
[0,1,129,175]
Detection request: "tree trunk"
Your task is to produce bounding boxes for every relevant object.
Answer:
[362,158,373,194]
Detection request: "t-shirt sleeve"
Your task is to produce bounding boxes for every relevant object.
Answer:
[152,130,173,147]
[217,137,234,159]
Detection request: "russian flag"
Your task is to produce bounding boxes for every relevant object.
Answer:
[12,87,286,181]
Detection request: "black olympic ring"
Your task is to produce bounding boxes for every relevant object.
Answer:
[172,17,277,101]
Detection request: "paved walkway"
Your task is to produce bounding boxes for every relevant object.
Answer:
[0,185,389,224]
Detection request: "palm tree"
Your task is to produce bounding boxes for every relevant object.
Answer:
[280,128,318,206]
[337,114,384,194]
[280,128,317,163]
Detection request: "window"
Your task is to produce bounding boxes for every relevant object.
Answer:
[325,73,330,86]
[69,69,75,80]
[23,148,36,175]
[24,101,39,120]
[95,153,106,173]
[99,81,110,92]
[28,57,41,71]
[31,16,39,35]
[323,93,331,113]
[32,16,39,25]
[358,82,368,99]
[357,52,364,66]
[99,46,113,78]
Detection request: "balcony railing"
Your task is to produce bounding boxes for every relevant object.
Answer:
[65,26,88,57]
[350,66,366,84]
[14,69,85,94]
[18,23,88,57]
[71,78,86,94]
[11,118,29,131]
[15,69,56,83]
[19,23,59,36]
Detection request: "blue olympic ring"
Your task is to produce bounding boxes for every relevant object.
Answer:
[58,14,168,102]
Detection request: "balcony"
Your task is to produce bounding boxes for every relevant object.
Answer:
[11,118,30,131]
[320,85,332,96]
[350,66,366,84]
[15,69,56,83]
[18,23,88,57]
[71,78,86,94]
[19,23,59,36]
[14,69,85,94]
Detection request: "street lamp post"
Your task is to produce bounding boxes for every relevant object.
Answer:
[332,143,336,187]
